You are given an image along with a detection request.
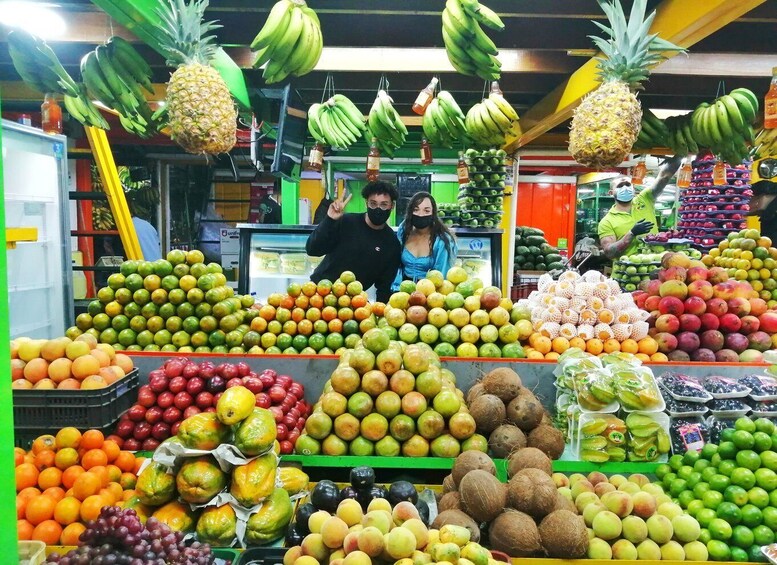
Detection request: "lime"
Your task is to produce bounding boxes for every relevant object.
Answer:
[208,330,226,347]
[718,441,738,460]
[710,474,732,492]
[722,428,737,443]
[153,329,172,346]
[709,518,733,540]
[686,471,703,489]
[120,260,138,276]
[731,467,756,490]
[699,528,711,545]
[684,450,702,466]
[753,524,775,545]
[99,328,118,345]
[153,259,173,277]
[696,507,717,528]
[719,460,738,477]
[694,482,711,499]
[749,544,769,563]
[717,501,742,525]
[741,504,764,528]
[724,485,749,506]
[735,417,757,433]
[670,478,688,497]
[211,345,229,354]
[678,490,697,509]
[761,450,777,471]
[754,431,773,453]
[143,344,160,352]
[190,331,209,348]
[687,499,706,517]
[733,430,755,450]
[711,453,723,467]
[755,468,777,491]
[706,540,731,561]
[137,261,154,278]
[663,472,678,488]
[111,315,129,331]
[133,289,150,306]
[656,464,672,481]
[702,443,719,460]
[702,467,719,482]
[678,465,694,480]
[117,328,137,346]
[669,454,685,471]
[763,506,777,530]
[729,546,749,562]
[325,333,343,350]
[703,490,724,510]
[736,450,762,472]
[165,316,182,333]
[158,303,176,320]
[308,333,326,351]
[731,525,755,549]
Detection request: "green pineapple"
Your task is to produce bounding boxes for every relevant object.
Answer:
[568,0,684,169]
[155,0,237,155]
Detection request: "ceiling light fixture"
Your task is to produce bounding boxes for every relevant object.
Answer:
[0,2,66,39]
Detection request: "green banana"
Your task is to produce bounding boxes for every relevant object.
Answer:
[720,95,745,134]
[705,105,723,146]
[482,97,512,133]
[251,0,294,50]
[283,14,315,74]
[469,3,505,31]
[307,104,327,144]
[331,95,366,131]
[81,52,120,109]
[445,0,477,38]
[714,99,734,139]
[489,91,518,122]
[441,8,471,48]
[470,20,498,55]
[107,37,154,94]
[731,88,759,113]
[268,6,305,69]
[329,104,360,143]
[729,90,757,125]
[294,12,323,76]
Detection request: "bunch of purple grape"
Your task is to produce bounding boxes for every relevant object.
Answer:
[44,506,219,565]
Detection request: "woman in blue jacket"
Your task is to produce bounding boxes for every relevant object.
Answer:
[392,192,457,290]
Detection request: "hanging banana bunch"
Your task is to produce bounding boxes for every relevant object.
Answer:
[755,128,777,159]
[308,94,367,150]
[251,0,323,83]
[441,0,504,80]
[691,89,758,163]
[422,91,468,149]
[365,90,407,159]
[465,87,520,148]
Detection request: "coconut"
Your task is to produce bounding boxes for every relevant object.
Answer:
[481,367,522,402]
[506,391,544,431]
[432,509,480,543]
[507,447,552,478]
[469,394,506,434]
[553,491,578,514]
[488,424,527,458]
[507,469,557,518]
[451,450,496,486]
[466,382,485,405]
[488,510,542,557]
[438,491,462,512]
[527,425,565,460]
[540,410,553,427]
[442,474,457,493]
[459,469,507,523]
[538,509,588,558]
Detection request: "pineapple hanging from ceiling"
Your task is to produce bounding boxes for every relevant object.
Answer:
[568,0,685,169]
[155,0,237,155]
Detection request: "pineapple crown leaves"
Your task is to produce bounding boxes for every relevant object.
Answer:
[155,0,222,66]
[589,0,686,90]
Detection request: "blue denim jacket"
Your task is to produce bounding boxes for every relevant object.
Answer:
[391,222,457,290]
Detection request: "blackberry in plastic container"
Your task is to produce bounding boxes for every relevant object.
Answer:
[670,417,709,454]
[710,398,751,414]
[665,397,708,416]
[658,372,710,400]
[748,398,777,413]
[742,374,777,398]
[703,375,750,397]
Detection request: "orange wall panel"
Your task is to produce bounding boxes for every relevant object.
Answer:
[516,181,576,249]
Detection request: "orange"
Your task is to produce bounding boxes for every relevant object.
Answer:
[81,448,108,470]
[31,434,56,455]
[635,353,651,363]
[72,471,101,501]
[637,337,658,355]
[114,451,135,473]
[42,486,65,503]
[25,494,56,525]
[106,481,124,502]
[34,449,56,471]
[54,447,79,470]
[55,427,82,450]
[603,338,621,353]
[80,429,104,450]
[80,494,108,522]
[569,337,586,351]
[54,496,81,525]
[60,522,86,545]
[620,338,639,354]
[14,447,26,466]
[351,295,367,309]
[650,352,669,362]
[101,439,120,463]
[32,519,62,545]
[61,465,85,489]
[119,472,137,490]
[17,519,34,540]
[105,464,122,483]
[122,489,136,502]
[15,463,39,492]
[533,336,552,355]
[37,467,63,490]
[544,351,560,361]
[525,350,544,359]
[586,338,604,355]
[551,337,570,354]
[18,486,41,501]
[24,453,36,465]
[89,466,111,488]
[99,487,117,505]
[16,495,27,519]
[133,457,146,475]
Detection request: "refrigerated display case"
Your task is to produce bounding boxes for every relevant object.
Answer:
[2,120,73,338]
[237,224,503,303]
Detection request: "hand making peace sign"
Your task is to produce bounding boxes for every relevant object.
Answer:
[327,190,352,220]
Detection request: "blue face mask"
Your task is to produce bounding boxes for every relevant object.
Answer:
[616,184,635,202]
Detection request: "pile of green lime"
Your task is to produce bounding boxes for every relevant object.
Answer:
[656,416,777,562]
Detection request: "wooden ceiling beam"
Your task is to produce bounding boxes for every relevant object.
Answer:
[507,0,768,153]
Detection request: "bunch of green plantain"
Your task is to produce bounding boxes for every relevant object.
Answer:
[441,0,504,80]
[755,127,777,159]
[422,90,468,149]
[364,90,408,158]
[464,89,520,148]
[307,94,366,150]
[81,37,160,137]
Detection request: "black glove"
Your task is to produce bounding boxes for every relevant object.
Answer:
[630,219,653,236]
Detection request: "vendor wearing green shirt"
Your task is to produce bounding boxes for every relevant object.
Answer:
[598,155,683,260]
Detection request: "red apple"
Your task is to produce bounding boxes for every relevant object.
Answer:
[195,391,214,410]
[236,362,251,377]
[259,373,276,388]
[148,374,170,394]
[255,393,271,408]
[204,407,216,413]
[276,375,292,390]
[283,414,297,429]
[279,440,294,454]
[137,385,157,408]
[269,406,284,423]
[276,423,288,441]
[171,421,182,436]
[199,362,216,379]
[163,360,185,378]
[144,406,164,425]
[182,362,200,379]
[226,377,243,389]
[218,363,239,380]
[162,406,182,424]
[289,383,304,398]
[206,375,226,393]
[242,376,264,394]
[168,376,187,394]
[127,404,147,422]
[212,392,223,405]
[141,438,161,451]
[268,386,287,404]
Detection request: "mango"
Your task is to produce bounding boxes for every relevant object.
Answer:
[216,385,256,425]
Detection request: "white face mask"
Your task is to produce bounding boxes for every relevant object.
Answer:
[616,184,635,202]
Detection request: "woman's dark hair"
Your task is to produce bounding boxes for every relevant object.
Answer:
[402,192,455,258]
[361,181,399,202]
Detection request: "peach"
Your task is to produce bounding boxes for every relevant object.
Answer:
[628,474,650,487]
[357,526,385,558]
[23,358,49,384]
[595,482,616,497]
[587,471,608,486]
[392,501,420,526]
[575,491,600,513]
[402,519,429,550]
[321,516,349,549]
[571,479,595,500]
[646,514,674,544]
[552,473,570,488]
[342,532,360,555]
[631,491,657,519]
[602,491,634,518]
[622,515,648,544]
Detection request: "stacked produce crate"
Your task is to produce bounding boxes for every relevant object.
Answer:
[457,149,507,229]
[437,203,461,227]
[678,153,752,252]
[513,227,564,273]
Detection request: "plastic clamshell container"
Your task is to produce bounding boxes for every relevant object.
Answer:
[710,408,752,418]
[666,405,709,418]
[657,373,713,403]
[703,375,752,400]
[19,541,45,565]
[744,374,777,401]
[613,367,666,414]
[626,410,670,464]
[574,412,627,462]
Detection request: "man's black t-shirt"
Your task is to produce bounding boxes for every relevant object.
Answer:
[305,213,401,302]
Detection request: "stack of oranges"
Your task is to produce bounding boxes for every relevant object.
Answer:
[15,427,144,544]
[523,332,665,362]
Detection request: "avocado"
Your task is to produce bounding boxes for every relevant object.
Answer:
[311,480,340,512]
[295,503,316,534]
[350,466,376,490]
[388,481,419,506]
[285,522,305,546]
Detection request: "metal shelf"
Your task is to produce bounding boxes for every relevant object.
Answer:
[68,191,108,200]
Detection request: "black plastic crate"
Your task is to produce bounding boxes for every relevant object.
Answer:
[14,420,118,449]
[236,547,286,565]
[13,368,139,431]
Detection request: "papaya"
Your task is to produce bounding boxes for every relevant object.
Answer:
[177,412,230,450]
[135,461,176,506]
[152,500,200,532]
[233,408,277,456]
[245,487,293,545]
[196,504,238,546]
[231,452,278,507]
[121,495,154,524]
[176,456,228,504]
[277,466,309,496]
[216,385,256,425]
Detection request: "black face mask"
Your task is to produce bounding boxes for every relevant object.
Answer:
[367,207,391,226]
[411,214,434,229]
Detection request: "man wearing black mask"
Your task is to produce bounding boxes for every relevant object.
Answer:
[306,181,401,302]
